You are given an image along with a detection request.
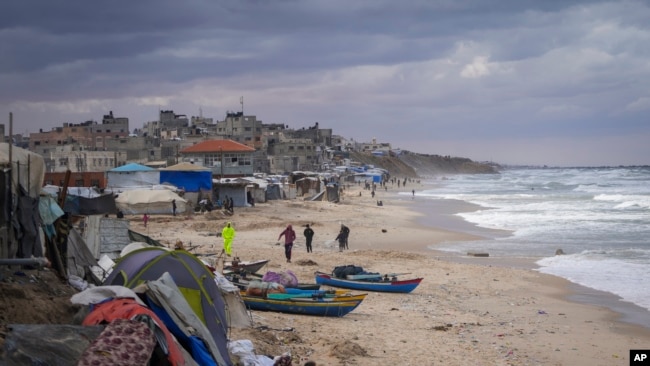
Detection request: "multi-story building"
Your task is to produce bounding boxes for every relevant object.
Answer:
[48,145,127,173]
[29,111,129,155]
[215,112,264,149]
[357,138,392,154]
[105,136,160,165]
[179,139,256,178]
[267,133,320,173]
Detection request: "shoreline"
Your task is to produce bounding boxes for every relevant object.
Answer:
[399,186,650,332]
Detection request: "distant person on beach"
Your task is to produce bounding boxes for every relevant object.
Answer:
[303,224,314,253]
[222,222,236,256]
[172,199,177,216]
[278,225,296,263]
[143,213,149,227]
[340,224,350,250]
[335,229,347,252]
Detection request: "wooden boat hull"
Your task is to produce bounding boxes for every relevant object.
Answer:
[241,295,363,317]
[223,259,270,274]
[315,271,422,293]
[264,292,367,302]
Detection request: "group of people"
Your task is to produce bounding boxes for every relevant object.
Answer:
[220,221,350,263]
[335,224,350,252]
[222,196,234,214]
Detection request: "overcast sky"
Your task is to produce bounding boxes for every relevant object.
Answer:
[1,1,649,166]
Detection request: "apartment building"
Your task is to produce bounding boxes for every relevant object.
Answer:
[29,111,129,155]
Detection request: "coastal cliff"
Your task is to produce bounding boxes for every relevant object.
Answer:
[349,151,499,178]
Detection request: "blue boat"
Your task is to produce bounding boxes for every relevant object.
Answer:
[315,271,422,293]
[240,293,364,317]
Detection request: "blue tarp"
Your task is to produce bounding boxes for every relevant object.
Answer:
[160,171,212,192]
[109,163,155,172]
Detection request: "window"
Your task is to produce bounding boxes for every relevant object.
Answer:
[90,179,100,187]
[75,179,84,187]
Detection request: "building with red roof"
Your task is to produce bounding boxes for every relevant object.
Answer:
[179,139,255,178]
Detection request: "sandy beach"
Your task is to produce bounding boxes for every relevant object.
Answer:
[132,182,650,366]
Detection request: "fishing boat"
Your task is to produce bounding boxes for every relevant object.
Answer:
[315,271,422,293]
[222,258,269,275]
[240,292,364,317]
[225,272,321,291]
[224,271,320,290]
[262,289,365,302]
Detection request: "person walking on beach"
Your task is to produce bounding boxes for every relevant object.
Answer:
[335,229,347,252]
[303,224,314,253]
[222,222,236,257]
[172,199,177,216]
[278,224,296,263]
[340,224,350,250]
[143,213,149,228]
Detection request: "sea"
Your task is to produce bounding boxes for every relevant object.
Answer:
[409,166,650,323]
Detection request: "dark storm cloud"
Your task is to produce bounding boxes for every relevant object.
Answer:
[0,0,648,165]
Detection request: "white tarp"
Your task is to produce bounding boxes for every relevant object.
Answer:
[0,143,45,197]
[115,189,187,215]
[106,170,160,190]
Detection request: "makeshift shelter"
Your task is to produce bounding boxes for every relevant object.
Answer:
[265,183,284,200]
[106,163,160,190]
[212,178,249,208]
[62,194,117,216]
[307,184,340,203]
[0,143,46,259]
[115,189,187,215]
[160,162,213,206]
[102,247,235,364]
[82,215,131,260]
[294,177,321,197]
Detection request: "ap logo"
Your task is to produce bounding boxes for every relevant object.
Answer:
[631,350,650,365]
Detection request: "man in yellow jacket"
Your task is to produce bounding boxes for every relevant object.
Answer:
[222,222,236,256]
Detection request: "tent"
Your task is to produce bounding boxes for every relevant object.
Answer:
[106,163,160,190]
[160,163,212,193]
[160,163,213,208]
[115,189,187,215]
[102,247,234,365]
